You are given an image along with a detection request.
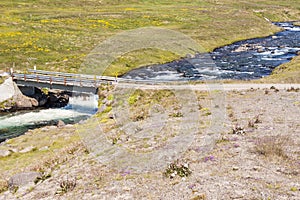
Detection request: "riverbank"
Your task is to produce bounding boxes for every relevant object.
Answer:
[0,85,299,199]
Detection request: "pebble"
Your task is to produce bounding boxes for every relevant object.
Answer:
[39,146,49,151]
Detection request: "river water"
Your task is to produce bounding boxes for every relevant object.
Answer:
[0,94,98,143]
[123,22,300,80]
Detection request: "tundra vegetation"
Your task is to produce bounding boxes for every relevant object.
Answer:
[0,0,300,198]
[0,0,299,81]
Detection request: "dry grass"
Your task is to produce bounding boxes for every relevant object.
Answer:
[253,135,289,160]
[0,179,8,193]
[127,89,178,121]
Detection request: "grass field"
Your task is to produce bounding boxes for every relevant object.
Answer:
[0,0,299,80]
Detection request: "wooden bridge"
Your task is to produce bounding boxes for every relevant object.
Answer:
[12,69,118,93]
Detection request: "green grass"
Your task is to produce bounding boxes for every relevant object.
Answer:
[0,0,300,79]
[0,127,81,176]
[259,55,300,83]
[0,77,5,85]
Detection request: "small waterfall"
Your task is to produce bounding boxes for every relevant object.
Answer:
[0,93,98,143]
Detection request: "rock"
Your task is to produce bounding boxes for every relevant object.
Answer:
[8,172,42,188]
[257,48,264,53]
[39,146,49,151]
[57,120,65,128]
[49,93,58,102]
[29,98,38,107]
[108,113,114,119]
[0,78,16,103]
[65,124,74,128]
[19,146,35,153]
[48,125,57,130]
[14,94,33,108]
[102,99,107,105]
[38,97,48,106]
[233,166,239,171]
[47,92,69,108]
[106,100,113,106]
[98,105,107,113]
[0,149,11,157]
[186,53,194,58]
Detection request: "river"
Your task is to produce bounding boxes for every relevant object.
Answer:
[0,93,98,143]
[123,22,300,80]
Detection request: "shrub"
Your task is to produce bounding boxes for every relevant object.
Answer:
[0,179,8,193]
[253,135,289,159]
[164,160,192,179]
[56,177,76,195]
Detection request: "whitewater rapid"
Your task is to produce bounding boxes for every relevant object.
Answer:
[0,93,98,142]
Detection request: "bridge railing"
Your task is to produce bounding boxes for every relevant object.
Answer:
[12,69,118,88]
[28,69,117,82]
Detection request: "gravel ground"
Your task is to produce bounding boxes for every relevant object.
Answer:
[1,86,299,200]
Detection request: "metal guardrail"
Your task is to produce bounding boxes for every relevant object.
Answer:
[28,69,117,82]
[12,69,118,88]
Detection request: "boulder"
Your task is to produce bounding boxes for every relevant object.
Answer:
[38,97,48,106]
[0,149,11,158]
[57,120,65,128]
[13,94,38,109]
[19,146,35,153]
[14,94,33,108]
[0,78,16,103]
[47,92,69,108]
[49,93,59,102]
[8,172,42,188]
[29,98,39,107]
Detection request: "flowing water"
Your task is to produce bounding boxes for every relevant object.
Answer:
[0,93,98,143]
[123,22,300,80]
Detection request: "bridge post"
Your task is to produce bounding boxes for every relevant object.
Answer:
[50,76,52,89]
[10,68,14,76]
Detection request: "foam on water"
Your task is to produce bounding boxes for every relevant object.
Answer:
[0,93,98,142]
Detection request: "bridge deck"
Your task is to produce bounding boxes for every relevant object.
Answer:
[12,69,117,93]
